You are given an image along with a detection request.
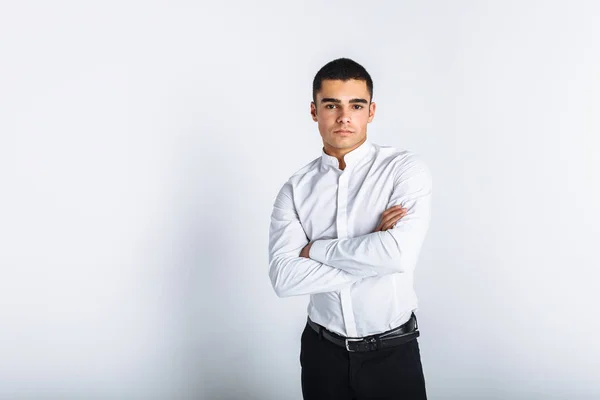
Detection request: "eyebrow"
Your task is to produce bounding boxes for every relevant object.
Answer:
[320,97,369,104]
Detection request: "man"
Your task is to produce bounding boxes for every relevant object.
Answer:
[268,58,432,399]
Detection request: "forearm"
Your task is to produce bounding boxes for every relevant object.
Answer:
[308,158,433,276]
[269,252,372,297]
[308,224,428,276]
[268,182,374,297]
[309,184,432,276]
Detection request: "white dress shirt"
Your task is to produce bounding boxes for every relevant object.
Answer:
[268,138,432,337]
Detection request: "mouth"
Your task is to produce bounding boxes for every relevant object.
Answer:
[333,130,353,136]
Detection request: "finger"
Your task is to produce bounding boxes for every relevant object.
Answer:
[375,215,395,232]
[382,205,405,217]
[381,209,406,223]
[382,218,401,231]
[381,206,404,218]
[382,213,407,230]
[381,209,406,226]
[376,207,407,232]
[374,221,384,232]
[377,211,406,232]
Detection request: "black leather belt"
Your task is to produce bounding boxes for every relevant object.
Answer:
[307,313,420,352]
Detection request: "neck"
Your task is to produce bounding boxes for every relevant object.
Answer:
[323,136,367,170]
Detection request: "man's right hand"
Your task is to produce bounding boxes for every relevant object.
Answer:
[373,205,407,232]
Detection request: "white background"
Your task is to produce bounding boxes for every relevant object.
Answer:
[2,1,599,399]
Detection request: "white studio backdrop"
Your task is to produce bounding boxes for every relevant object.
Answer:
[1,1,599,399]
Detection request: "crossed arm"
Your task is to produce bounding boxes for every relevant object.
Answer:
[268,160,432,298]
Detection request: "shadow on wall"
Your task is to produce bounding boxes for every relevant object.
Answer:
[165,134,278,400]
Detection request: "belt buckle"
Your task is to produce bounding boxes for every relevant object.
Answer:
[345,338,362,352]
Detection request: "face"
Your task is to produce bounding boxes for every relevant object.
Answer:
[310,79,376,156]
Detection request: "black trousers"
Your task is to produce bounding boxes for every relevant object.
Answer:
[300,322,427,400]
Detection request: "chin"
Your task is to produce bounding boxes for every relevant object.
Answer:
[333,141,356,150]
[336,135,359,142]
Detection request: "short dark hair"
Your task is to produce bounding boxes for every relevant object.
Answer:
[312,58,373,104]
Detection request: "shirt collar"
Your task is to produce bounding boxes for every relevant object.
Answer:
[320,137,373,169]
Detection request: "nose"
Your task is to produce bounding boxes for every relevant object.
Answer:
[336,109,351,124]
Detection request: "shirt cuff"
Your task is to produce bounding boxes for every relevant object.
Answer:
[309,239,333,263]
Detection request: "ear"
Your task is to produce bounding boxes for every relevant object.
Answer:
[310,101,318,122]
[368,101,376,123]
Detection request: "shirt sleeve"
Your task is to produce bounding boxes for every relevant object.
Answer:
[309,155,432,276]
[268,180,375,298]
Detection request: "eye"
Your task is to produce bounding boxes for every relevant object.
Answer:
[325,104,336,109]
[352,105,363,110]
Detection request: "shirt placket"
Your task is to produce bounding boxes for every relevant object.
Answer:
[337,168,357,337]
